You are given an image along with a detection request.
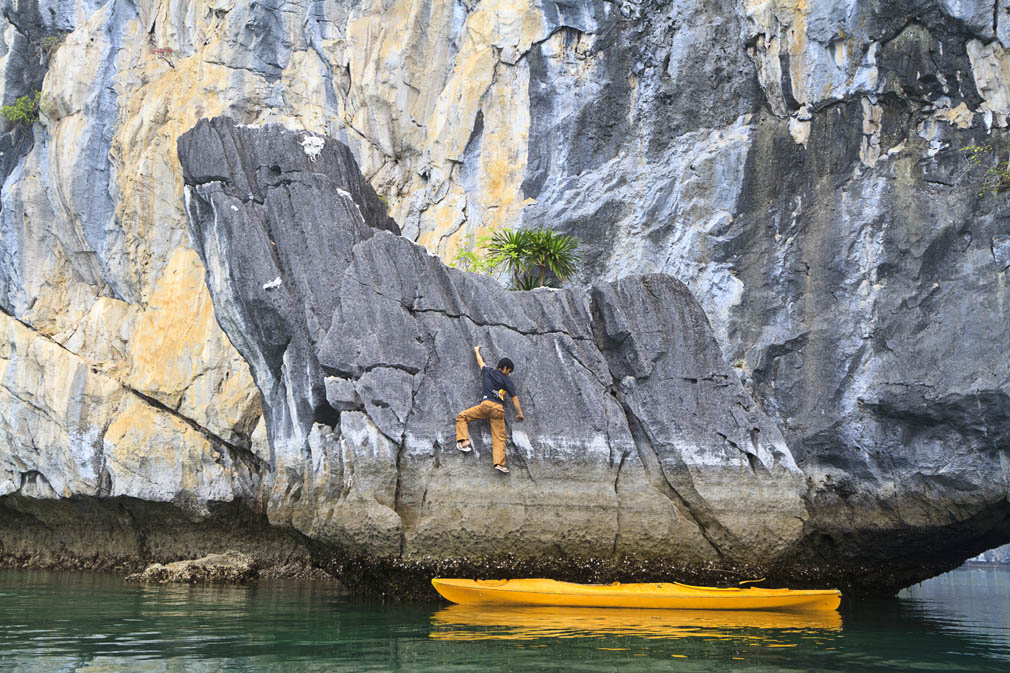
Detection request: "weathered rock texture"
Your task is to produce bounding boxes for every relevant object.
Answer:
[177,117,1004,596]
[0,494,317,575]
[0,0,1008,595]
[180,117,806,581]
[512,1,1010,589]
[126,550,258,584]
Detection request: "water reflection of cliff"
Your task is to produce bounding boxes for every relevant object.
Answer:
[430,604,842,642]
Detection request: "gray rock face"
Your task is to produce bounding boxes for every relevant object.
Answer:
[1,0,1008,596]
[180,117,809,588]
[519,0,1010,581]
[180,118,1008,595]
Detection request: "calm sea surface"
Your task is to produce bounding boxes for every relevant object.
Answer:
[0,566,1007,672]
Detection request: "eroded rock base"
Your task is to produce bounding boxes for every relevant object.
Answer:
[2,491,1007,598]
[0,495,324,579]
[126,551,259,584]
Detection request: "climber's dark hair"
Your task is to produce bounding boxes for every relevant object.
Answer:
[497,358,515,373]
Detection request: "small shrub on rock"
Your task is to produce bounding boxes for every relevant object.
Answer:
[39,34,65,60]
[961,143,1010,196]
[453,227,580,290]
[1,90,41,126]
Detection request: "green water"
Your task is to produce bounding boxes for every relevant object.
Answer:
[1,566,1008,672]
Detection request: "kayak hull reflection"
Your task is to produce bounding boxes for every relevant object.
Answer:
[431,578,841,611]
[430,604,843,641]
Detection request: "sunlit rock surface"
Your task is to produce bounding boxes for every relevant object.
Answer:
[0,0,1008,593]
[178,117,1008,596]
[126,550,259,584]
[179,116,807,577]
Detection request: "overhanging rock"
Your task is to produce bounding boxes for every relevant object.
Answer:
[179,117,807,586]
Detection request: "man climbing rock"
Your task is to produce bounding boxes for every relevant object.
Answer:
[455,345,524,473]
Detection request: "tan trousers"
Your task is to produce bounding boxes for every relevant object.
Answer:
[456,400,507,466]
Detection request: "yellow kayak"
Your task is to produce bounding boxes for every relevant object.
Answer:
[431,578,841,611]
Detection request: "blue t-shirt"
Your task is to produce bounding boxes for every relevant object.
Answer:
[481,366,516,405]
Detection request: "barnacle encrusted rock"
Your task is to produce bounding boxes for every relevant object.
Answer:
[126,550,258,585]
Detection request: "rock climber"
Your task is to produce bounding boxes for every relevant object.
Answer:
[455,345,524,474]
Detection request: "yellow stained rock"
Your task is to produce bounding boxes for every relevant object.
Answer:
[345,0,544,259]
[103,395,236,501]
[6,0,577,496]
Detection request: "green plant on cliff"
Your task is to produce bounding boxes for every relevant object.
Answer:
[961,143,1010,197]
[39,33,65,60]
[487,226,580,290]
[0,90,41,126]
[38,93,58,121]
[451,233,497,275]
[452,227,581,290]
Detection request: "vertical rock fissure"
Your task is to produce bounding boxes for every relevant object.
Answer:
[618,399,725,561]
[388,344,432,558]
[393,436,406,557]
[510,440,538,484]
[586,282,733,560]
[120,501,151,562]
[611,448,628,557]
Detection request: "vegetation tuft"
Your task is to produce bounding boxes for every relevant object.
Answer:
[452,233,497,275]
[961,143,1010,197]
[453,226,580,290]
[1,90,41,127]
[39,33,65,60]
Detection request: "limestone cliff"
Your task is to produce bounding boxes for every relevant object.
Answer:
[180,117,807,581]
[0,0,1007,595]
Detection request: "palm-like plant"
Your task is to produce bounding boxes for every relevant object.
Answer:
[485,228,530,288]
[526,227,580,287]
[486,226,580,290]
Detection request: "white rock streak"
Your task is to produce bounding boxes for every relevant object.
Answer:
[300,135,325,161]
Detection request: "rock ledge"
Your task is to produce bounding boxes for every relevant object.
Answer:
[126,551,259,585]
